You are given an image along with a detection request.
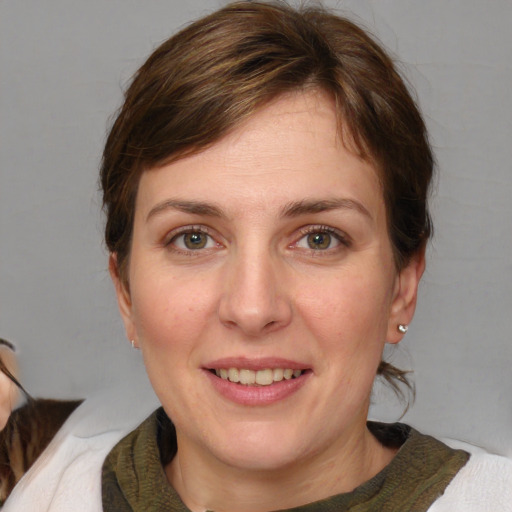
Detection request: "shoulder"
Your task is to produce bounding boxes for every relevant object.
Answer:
[370,422,512,511]
[428,441,512,512]
[2,382,158,512]
[102,408,177,511]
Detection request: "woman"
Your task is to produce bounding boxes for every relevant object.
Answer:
[3,1,511,511]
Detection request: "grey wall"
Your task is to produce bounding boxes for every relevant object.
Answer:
[1,1,511,454]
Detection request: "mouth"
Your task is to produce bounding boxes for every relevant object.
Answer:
[203,357,311,405]
[210,368,305,386]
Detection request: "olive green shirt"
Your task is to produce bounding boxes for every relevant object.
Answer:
[102,408,469,511]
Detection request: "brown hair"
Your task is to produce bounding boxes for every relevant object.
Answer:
[101,1,434,394]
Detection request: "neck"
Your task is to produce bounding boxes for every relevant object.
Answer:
[166,422,396,512]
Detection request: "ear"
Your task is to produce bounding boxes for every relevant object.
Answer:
[109,253,137,344]
[386,247,426,344]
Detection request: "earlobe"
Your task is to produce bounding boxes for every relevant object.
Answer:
[387,248,426,344]
[109,253,136,342]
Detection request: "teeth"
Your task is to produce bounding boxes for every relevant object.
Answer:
[255,369,273,385]
[273,368,284,382]
[227,368,239,383]
[239,369,255,385]
[214,367,303,386]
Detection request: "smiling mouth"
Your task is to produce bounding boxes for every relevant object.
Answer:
[211,368,304,386]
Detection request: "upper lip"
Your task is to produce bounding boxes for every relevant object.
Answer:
[204,357,310,371]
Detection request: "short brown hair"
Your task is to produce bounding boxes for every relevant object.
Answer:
[101,1,434,395]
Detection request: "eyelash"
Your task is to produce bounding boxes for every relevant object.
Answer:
[164,226,219,255]
[293,225,351,254]
[163,224,351,256]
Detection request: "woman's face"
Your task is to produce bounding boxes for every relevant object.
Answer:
[112,90,422,472]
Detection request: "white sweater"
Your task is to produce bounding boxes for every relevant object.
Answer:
[3,389,512,511]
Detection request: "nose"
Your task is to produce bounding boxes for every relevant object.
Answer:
[218,248,292,337]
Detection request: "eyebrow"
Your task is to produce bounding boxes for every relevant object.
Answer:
[280,198,372,219]
[146,197,372,223]
[146,199,225,222]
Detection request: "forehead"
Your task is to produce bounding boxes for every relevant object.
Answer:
[135,90,384,220]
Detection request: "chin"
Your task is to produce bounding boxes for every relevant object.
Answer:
[205,421,315,471]
[218,445,305,472]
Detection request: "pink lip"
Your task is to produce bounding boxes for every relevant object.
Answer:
[204,356,309,371]
[202,364,311,406]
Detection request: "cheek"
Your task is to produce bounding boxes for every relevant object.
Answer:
[130,272,215,351]
[296,268,394,351]
[130,273,217,414]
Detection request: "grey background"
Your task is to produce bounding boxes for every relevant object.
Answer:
[1,1,511,454]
